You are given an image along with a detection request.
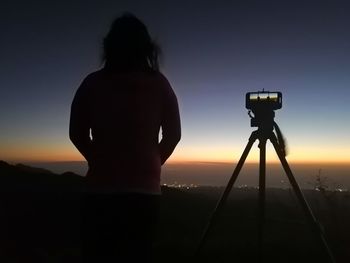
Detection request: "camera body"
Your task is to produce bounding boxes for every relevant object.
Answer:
[245,91,282,127]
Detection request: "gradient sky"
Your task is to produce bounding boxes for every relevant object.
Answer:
[1,0,350,164]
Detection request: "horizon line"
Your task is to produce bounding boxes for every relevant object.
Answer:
[4,159,350,166]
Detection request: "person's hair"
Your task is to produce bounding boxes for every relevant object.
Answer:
[102,13,160,72]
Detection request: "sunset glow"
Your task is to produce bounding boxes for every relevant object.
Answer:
[2,141,349,164]
[1,1,349,167]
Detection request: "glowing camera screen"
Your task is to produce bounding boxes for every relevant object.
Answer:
[246,91,282,110]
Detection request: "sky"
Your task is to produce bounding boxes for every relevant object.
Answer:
[1,0,350,164]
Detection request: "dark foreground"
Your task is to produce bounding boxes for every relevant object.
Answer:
[0,160,349,263]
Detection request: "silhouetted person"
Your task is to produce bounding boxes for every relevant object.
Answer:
[69,13,181,263]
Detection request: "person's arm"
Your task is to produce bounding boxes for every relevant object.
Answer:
[159,82,181,165]
[69,78,93,164]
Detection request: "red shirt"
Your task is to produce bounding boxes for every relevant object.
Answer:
[69,69,181,194]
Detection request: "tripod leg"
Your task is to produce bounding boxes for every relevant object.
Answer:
[195,131,258,256]
[258,137,267,262]
[270,135,336,263]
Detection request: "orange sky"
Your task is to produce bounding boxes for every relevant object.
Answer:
[1,140,349,164]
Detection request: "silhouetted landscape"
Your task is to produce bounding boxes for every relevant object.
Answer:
[0,160,349,262]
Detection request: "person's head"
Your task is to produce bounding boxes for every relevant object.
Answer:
[103,13,160,72]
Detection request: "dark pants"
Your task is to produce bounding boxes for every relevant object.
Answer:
[80,193,160,263]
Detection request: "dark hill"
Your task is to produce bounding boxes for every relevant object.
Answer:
[0,160,54,175]
[0,160,85,192]
[0,161,349,262]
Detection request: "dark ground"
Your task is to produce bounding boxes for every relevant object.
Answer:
[0,160,349,263]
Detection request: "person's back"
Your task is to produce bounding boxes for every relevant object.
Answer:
[69,13,181,262]
[71,69,179,193]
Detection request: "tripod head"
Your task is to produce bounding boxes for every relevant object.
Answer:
[246,90,286,155]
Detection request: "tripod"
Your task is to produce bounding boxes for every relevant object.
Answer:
[196,121,336,263]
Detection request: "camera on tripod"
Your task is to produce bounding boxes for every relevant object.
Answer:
[197,89,335,262]
[246,91,282,127]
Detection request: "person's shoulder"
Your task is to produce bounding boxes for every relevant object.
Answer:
[145,71,172,92]
[82,69,105,83]
[152,71,170,84]
[152,71,177,100]
[77,69,106,93]
[73,70,103,100]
